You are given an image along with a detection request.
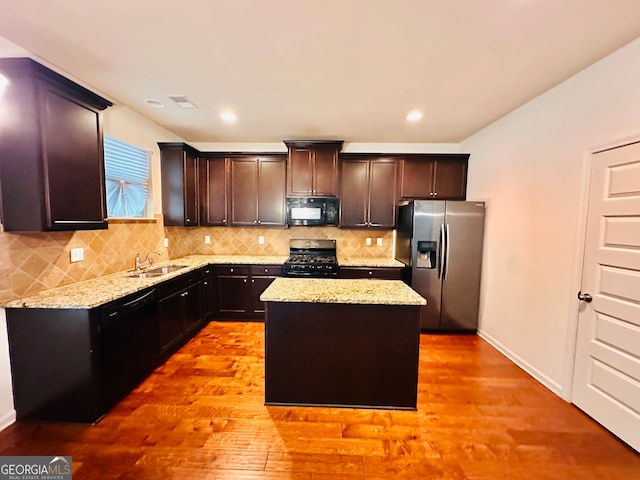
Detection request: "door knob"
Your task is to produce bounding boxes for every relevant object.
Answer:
[577,291,593,303]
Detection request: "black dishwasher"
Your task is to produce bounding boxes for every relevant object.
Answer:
[101,287,160,405]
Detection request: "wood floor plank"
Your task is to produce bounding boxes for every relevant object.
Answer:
[0,320,638,479]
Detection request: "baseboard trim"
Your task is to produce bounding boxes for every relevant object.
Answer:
[0,408,16,432]
[477,328,565,399]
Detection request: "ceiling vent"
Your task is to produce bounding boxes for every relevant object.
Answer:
[167,95,197,109]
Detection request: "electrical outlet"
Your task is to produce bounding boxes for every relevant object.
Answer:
[258,236,265,245]
[377,238,383,246]
[70,247,84,262]
[164,238,169,248]
[205,235,211,244]
[366,238,372,246]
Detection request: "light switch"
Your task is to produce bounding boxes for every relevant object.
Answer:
[366,238,372,246]
[258,236,265,245]
[164,238,169,248]
[70,247,84,262]
[205,235,211,244]
[377,238,383,246]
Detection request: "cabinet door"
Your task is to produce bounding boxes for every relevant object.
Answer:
[258,157,286,226]
[216,275,250,315]
[340,159,369,228]
[312,146,339,196]
[200,157,228,226]
[184,151,199,225]
[202,267,216,318]
[249,276,278,317]
[400,157,435,199]
[433,158,468,200]
[182,281,203,334]
[230,158,259,225]
[368,159,398,228]
[42,86,108,230]
[287,148,314,196]
[159,143,200,226]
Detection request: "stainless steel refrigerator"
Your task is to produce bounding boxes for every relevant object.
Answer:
[395,200,485,331]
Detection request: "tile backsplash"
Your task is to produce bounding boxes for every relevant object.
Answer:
[164,226,393,259]
[1,221,393,302]
[0,220,166,302]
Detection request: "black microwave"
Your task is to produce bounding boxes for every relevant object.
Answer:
[286,197,339,226]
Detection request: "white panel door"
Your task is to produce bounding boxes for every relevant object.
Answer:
[573,141,640,452]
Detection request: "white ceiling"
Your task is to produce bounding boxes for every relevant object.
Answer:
[1,0,639,144]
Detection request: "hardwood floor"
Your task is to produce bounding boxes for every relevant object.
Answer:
[1,321,638,479]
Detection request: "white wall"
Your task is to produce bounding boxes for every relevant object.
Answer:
[463,37,640,398]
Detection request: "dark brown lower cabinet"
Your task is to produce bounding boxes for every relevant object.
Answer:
[5,268,210,423]
[249,265,281,318]
[213,264,281,320]
[158,269,205,353]
[215,265,250,317]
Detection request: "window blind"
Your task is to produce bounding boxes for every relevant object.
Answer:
[104,136,150,218]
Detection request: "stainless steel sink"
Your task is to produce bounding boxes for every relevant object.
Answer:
[129,265,188,278]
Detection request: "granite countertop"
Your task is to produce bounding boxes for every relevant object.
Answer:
[260,278,426,306]
[2,255,288,310]
[2,254,406,310]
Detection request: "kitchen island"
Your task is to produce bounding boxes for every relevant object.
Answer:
[260,278,426,410]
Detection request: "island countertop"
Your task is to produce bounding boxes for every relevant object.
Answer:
[260,278,426,306]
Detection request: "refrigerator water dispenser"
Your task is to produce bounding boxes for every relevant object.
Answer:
[416,240,437,269]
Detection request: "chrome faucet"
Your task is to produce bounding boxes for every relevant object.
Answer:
[134,250,162,272]
[143,250,162,266]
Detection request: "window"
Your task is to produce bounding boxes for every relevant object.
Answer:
[103,136,151,218]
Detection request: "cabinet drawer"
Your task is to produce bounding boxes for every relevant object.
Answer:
[215,265,249,276]
[158,269,202,296]
[338,267,404,280]
[250,265,282,276]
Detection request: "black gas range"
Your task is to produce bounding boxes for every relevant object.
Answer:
[282,239,338,278]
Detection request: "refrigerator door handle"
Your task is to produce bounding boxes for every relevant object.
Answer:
[444,223,451,280]
[439,224,445,279]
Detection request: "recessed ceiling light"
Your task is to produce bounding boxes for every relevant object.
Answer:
[406,111,423,122]
[144,98,165,108]
[220,112,237,123]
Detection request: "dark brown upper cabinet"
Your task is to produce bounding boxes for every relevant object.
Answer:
[199,155,229,226]
[340,157,398,229]
[229,156,286,227]
[159,143,200,226]
[399,154,469,200]
[284,140,343,197]
[0,58,112,231]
